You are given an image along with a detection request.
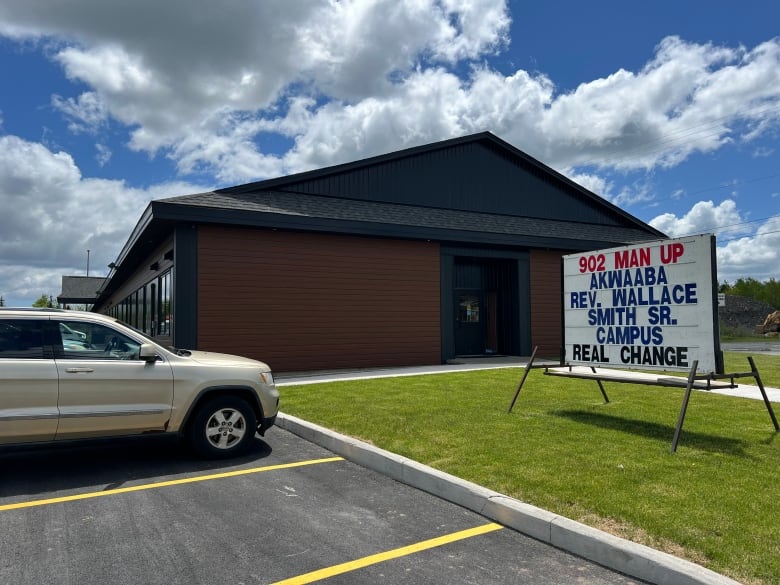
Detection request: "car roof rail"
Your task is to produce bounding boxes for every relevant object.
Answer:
[1,307,68,312]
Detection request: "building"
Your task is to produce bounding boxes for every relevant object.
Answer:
[58,275,106,310]
[93,132,665,372]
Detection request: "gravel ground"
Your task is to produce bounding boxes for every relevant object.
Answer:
[718,294,777,334]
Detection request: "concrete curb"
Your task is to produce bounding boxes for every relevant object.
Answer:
[277,412,742,585]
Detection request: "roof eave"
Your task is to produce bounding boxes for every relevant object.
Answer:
[151,201,656,251]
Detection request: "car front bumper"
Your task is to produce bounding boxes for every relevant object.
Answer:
[258,414,276,435]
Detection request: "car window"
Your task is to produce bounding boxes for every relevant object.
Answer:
[56,320,142,360]
[59,322,88,341]
[0,319,45,359]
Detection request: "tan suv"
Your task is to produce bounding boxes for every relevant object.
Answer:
[0,308,279,458]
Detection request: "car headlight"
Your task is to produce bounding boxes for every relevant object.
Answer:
[260,371,275,386]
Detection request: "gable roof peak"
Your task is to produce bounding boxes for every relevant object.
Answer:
[219,131,504,195]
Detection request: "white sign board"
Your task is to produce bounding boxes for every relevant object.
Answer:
[563,234,721,373]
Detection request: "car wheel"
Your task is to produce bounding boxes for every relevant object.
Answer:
[189,396,257,458]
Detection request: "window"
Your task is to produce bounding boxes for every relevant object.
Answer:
[159,270,172,337]
[106,269,173,339]
[457,294,480,323]
[145,281,155,334]
[129,291,139,329]
[56,321,141,360]
[0,320,45,358]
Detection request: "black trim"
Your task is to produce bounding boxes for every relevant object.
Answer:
[517,254,531,356]
[560,257,566,364]
[440,254,454,363]
[173,225,198,349]
[177,386,267,437]
[709,234,725,374]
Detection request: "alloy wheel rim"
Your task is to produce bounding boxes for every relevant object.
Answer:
[205,408,247,449]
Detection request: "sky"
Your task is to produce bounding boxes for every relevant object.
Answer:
[0,0,779,307]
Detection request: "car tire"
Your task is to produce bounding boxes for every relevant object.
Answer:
[189,396,257,458]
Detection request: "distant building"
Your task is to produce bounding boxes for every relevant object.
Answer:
[58,276,106,310]
[93,132,665,372]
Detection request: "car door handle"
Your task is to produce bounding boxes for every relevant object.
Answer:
[65,367,95,373]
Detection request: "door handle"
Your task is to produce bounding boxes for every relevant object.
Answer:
[65,367,95,373]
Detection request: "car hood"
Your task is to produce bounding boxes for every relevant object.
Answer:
[182,350,270,370]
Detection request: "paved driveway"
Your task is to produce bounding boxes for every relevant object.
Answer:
[0,431,648,585]
[721,341,780,355]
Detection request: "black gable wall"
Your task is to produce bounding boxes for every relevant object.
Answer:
[239,136,624,226]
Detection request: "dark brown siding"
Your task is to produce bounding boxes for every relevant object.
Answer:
[197,226,441,372]
[530,250,563,358]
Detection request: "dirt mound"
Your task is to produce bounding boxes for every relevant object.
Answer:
[761,310,780,334]
[718,294,777,334]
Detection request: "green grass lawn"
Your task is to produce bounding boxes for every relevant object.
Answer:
[280,352,780,585]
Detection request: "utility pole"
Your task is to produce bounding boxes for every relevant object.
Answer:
[87,249,91,276]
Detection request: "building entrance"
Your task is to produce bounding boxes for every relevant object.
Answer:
[452,258,517,357]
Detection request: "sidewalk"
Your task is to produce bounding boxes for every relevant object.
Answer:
[276,356,531,385]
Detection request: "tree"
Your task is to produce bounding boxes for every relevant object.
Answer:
[719,278,780,309]
[32,294,56,308]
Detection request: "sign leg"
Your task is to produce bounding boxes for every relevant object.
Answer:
[507,346,538,413]
[671,360,698,453]
[748,356,780,431]
[590,367,610,403]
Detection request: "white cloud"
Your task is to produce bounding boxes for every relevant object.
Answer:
[0,264,72,307]
[51,91,108,133]
[253,35,780,183]
[647,200,780,282]
[0,3,777,183]
[515,37,780,171]
[0,135,205,304]
[717,216,780,282]
[0,0,512,158]
[565,172,610,198]
[1,1,780,300]
[648,199,745,238]
[95,143,111,166]
[561,171,656,210]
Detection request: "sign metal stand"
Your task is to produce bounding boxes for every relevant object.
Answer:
[508,347,779,452]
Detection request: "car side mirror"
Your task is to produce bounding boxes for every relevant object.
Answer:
[139,343,160,363]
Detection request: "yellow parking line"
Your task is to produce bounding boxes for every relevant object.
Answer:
[271,522,504,585]
[0,457,344,512]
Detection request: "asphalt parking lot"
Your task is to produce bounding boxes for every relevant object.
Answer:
[0,430,648,585]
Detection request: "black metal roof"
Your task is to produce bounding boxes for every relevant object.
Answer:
[157,189,657,246]
[58,276,106,303]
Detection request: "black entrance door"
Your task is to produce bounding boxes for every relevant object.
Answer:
[444,254,526,362]
[454,291,485,355]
